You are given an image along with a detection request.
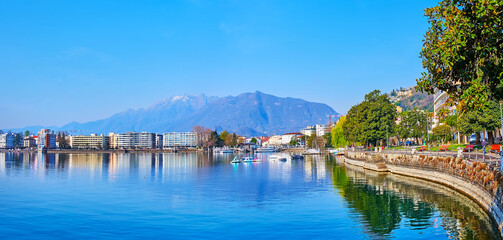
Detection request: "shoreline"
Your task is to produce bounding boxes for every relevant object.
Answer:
[342,153,503,237]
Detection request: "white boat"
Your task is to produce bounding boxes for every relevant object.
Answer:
[242,157,254,162]
[268,154,286,162]
[303,149,320,155]
[256,146,277,153]
[230,156,241,163]
[221,149,234,154]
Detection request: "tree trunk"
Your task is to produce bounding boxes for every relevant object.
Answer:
[488,131,495,145]
[475,132,481,145]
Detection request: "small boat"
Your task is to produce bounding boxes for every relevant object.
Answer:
[268,155,280,161]
[291,155,304,160]
[255,146,277,153]
[242,157,254,162]
[252,157,261,162]
[230,156,241,163]
[278,157,287,162]
[221,149,234,154]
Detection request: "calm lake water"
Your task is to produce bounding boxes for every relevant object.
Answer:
[0,152,500,239]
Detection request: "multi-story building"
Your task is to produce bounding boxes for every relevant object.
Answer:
[0,133,15,149]
[315,124,329,136]
[163,132,197,148]
[108,133,119,149]
[301,126,316,137]
[117,132,155,149]
[23,136,37,148]
[70,134,110,149]
[38,129,56,149]
[155,134,163,149]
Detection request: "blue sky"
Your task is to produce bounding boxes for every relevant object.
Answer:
[0,0,437,129]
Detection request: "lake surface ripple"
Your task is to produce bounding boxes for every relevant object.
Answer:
[0,152,499,239]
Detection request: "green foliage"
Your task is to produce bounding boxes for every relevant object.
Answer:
[307,133,316,148]
[397,109,427,142]
[457,101,500,136]
[289,139,299,146]
[220,131,229,141]
[432,124,452,143]
[342,90,397,146]
[323,133,332,148]
[444,113,458,129]
[24,130,30,137]
[250,137,258,144]
[417,0,503,110]
[331,116,348,148]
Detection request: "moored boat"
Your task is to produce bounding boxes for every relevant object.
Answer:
[255,146,277,153]
[230,156,241,163]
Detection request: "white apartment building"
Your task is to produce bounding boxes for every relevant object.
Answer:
[109,133,119,149]
[117,132,155,149]
[163,132,197,148]
[70,134,110,149]
[301,126,316,137]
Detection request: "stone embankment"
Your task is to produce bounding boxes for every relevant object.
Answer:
[344,151,503,236]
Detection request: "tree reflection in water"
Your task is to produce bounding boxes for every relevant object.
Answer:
[332,163,500,239]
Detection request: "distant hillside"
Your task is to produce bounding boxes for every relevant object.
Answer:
[388,87,434,112]
[11,91,338,137]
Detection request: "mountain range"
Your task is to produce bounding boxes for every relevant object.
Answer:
[12,91,338,136]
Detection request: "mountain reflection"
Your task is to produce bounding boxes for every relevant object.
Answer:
[332,162,500,239]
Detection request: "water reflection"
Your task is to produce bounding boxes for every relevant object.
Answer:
[332,158,500,239]
[0,152,500,239]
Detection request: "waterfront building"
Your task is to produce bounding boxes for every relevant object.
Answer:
[38,129,56,149]
[0,133,15,149]
[70,134,110,149]
[23,136,37,148]
[301,126,316,137]
[118,132,155,149]
[264,135,282,146]
[155,134,163,149]
[108,133,119,149]
[163,132,197,148]
[315,124,329,136]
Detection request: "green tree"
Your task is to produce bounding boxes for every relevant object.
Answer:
[14,133,23,148]
[24,130,30,137]
[331,116,348,148]
[307,133,316,148]
[432,124,452,144]
[289,139,299,146]
[397,109,427,144]
[457,101,500,144]
[220,131,229,142]
[323,133,332,148]
[209,131,223,148]
[250,137,258,144]
[343,90,397,146]
[417,0,503,110]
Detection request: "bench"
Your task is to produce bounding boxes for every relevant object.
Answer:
[418,146,427,151]
[440,145,449,151]
[490,144,502,153]
[464,145,474,152]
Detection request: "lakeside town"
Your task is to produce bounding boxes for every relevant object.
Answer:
[1,86,502,158]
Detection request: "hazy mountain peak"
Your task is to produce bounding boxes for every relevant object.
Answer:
[13,92,338,136]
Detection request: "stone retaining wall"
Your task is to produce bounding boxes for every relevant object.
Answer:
[344,151,503,236]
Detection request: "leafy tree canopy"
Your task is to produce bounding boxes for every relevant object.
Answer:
[343,90,397,146]
[417,0,503,110]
